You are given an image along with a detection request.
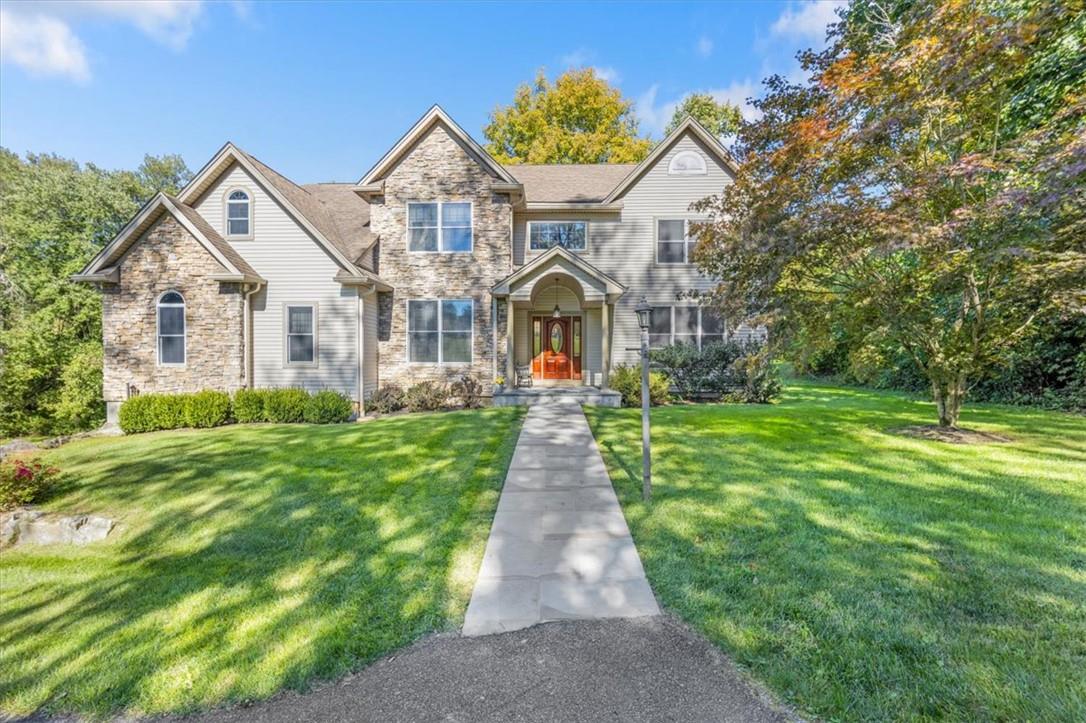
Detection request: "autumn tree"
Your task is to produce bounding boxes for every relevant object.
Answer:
[693,0,1085,427]
[484,68,652,164]
[664,93,743,139]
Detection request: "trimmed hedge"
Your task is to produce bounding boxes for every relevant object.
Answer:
[368,384,405,414]
[232,389,269,424]
[185,390,232,428]
[304,390,354,424]
[403,381,449,412]
[119,387,356,433]
[263,388,309,424]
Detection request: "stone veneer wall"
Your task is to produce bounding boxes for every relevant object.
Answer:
[369,123,511,393]
[102,215,245,413]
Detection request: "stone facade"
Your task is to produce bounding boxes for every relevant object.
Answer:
[368,122,512,393]
[102,215,245,415]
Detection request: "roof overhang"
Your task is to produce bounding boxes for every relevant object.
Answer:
[334,268,393,292]
[521,201,623,213]
[178,142,368,280]
[602,116,739,204]
[356,105,519,188]
[74,193,263,284]
[491,246,627,304]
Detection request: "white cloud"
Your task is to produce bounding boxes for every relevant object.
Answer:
[636,81,759,138]
[770,0,845,44]
[695,35,713,59]
[592,66,620,84]
[0,9,90,82]
[560,48,590,67]
[0,1,208,81]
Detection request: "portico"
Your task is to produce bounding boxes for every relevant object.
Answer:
[491,247,626,392]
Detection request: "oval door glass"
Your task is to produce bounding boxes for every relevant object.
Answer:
[550,324,564,354]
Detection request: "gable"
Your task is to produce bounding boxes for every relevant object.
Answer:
[358,105,517,187]
[622,133,734,203]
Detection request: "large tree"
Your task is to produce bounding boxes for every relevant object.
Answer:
[0,151,191,435]
[693,0,1085,427]
[664,93,743,139]
[484,68,652,164]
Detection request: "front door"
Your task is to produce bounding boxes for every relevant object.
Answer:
[533,316,583,380]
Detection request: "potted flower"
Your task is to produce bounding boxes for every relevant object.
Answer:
[494,375,506,392]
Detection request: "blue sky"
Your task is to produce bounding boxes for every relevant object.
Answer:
[0,1,842,183]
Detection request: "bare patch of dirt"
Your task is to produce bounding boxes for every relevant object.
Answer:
[893,425,1012,444]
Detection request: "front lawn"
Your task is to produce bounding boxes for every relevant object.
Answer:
[585,383,1086,722]
[0,407,525,718]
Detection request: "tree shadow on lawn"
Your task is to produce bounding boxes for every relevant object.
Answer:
[0,409,524,718]
[586,395,1086,721]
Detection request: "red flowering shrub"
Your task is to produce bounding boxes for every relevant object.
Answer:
[0,458,60,510]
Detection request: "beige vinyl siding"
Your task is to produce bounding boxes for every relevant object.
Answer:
[193,163,360,398]
[362,291,378,398]
[513,133,750,368]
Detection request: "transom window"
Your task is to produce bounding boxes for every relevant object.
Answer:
[649,306,726,349]
[656,219,699,264]
[286,305,316,365]
[407,202,473,252]
[226,189,251,237]
[407,299,473,363]
[528,221,588,252]
[668,150,708,175]
[157,291,185,365]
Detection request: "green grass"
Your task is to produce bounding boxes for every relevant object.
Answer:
[584,382,1086,722]
[0,407,525,718]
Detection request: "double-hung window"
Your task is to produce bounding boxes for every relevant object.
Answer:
[408,202,473,252]
[656,219,698,264]
[157,291,185,365]
[226,189,251,237]
[286,305,317,365]
[648,306,727,349]
[407,299,473,364]
[528,221,587,252]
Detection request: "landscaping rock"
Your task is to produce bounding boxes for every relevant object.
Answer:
[0,438,39,460]
[0,507,114,547]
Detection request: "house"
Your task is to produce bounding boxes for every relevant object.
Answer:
[75,105,758,421]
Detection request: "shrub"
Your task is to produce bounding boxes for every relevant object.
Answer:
[150,394,188,430]
[730,347,782,403]
[451,374,484,409]
[368,384,405,414]
[651,339,781,403]
[185,390,232,428]
[118,394,159,434]
[263,388,310,423]
[232,388,269,424]
[0,458,60,510]
[610,364,670,407]
[304,390,354,424]
[403,381,449,412]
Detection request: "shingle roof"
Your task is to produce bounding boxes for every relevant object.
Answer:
[507,164,638,203]
[168,196,261,278]
[236,149,374,267]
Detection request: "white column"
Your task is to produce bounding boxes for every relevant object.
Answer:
[601,301,611,389]
[505,300,515,384]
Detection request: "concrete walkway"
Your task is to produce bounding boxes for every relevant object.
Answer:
[463,401,659,636]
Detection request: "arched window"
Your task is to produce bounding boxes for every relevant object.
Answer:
[157,291,186,365]
[226,189,251,237]
[668,150,707,176]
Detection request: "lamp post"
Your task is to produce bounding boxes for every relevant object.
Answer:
[634,296,652,501]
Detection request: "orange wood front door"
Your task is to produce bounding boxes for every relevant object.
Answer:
[533,316,583,380]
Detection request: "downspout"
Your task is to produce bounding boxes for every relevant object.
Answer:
[358,285,378,417]
[243,283,262,388]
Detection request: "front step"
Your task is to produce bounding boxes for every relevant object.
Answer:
[492,388,622,408]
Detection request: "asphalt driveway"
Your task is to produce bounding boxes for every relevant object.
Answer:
[161,616,795,723]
